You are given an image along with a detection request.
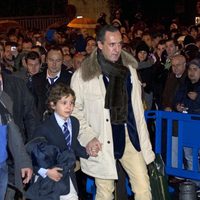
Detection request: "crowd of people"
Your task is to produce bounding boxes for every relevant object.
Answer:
[0,7,200,200]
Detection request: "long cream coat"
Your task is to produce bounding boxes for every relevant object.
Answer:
[71,49,155,179]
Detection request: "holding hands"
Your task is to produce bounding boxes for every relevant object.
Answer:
[86,137,102,157]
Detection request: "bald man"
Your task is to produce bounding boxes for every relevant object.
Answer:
[162,54,187,111]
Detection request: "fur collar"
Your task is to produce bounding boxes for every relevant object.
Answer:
[81,48,138,81]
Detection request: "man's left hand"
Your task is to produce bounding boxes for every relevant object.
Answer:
[21,168,33,184]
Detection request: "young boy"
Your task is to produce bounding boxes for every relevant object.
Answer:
[26,83,90,200]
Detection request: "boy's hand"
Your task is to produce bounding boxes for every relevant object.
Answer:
[47,167,63,182]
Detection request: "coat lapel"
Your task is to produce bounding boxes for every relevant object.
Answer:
[48,114,67,149]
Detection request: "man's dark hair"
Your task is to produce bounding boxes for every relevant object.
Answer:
[31,45,47,56]
[96,25,119,43]
[157,39,166,46]
[47,45,63,57]
[22,38,33,44]
[25,51,41,63]
[5,41,18,48]
[165,37,178,46]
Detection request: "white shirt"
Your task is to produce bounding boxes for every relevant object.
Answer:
[46,70,61,84]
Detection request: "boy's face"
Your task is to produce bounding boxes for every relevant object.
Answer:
[51,95,75,121]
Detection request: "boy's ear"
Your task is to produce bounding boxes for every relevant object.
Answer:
[49,102,55,109]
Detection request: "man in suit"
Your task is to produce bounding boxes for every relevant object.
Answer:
[30,83,91,200]
[31,46,72,120]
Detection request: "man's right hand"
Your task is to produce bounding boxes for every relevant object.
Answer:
[86,137,102,157]
[46,167,63,182]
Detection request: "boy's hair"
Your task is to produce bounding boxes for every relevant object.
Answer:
[48,83,76,110]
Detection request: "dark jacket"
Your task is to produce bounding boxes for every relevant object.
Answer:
[31,114,88,199]
[25,137,76,200]
[2,72,40,142]
[31,68,72,120]
[162,71,187,109]
[174,79,200,114]
[137,59,154,94]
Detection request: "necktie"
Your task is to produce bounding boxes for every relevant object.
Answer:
[49,76,57,85]
[26,75,32,89]
[63,122,71,148]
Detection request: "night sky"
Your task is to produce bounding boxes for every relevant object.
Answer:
[120,0,196,25]
[0,0,196,25]
[0,0,67,17]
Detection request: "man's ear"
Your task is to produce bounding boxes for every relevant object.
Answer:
[97,41,103,50]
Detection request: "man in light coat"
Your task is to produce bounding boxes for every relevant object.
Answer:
[71,25,155,200]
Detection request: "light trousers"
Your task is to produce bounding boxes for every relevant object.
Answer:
[95,133,151,200]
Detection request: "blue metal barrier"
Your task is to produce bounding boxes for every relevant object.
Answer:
[145,110,200,181]
[86,111,200,198]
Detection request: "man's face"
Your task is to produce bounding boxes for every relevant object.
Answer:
[171,57,186,76]
[27,58,41,76]
[86,40,96,55]
[190,28,198,39]
[22,42,32,52]
[4,45,13,60]
[9,35,18,43]
[142,34,152,48]
[47,50,63,76]
[135,29,143,38]
[73,54,85,70]
[166,40,177,57]
[188,64,200,83]
[156,44,166,58]
[98,31,122,63]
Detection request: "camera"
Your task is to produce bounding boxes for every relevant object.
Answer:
[11,46,17,51]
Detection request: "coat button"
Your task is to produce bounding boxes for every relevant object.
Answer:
[107,141,110,144]
[106,119,109,122]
